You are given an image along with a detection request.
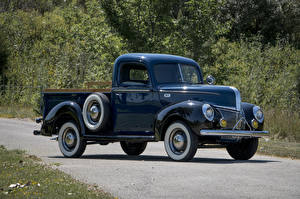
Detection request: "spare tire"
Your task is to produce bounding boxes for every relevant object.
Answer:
[82,93,110,132]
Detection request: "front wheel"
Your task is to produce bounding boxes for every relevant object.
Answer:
[164,121,198,161]
[58,122,86,158]
[226,138,258,160]
[120,141,147,156]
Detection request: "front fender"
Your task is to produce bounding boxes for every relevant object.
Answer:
[42,101,85,136]
[154,100,212,140]
[241,102,264,130]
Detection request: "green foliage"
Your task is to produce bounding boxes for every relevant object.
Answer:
[0,0,125,108]
[221,0,300,48]
[204,38,300,110]
[0,0,299,142]
[101,0,230,63]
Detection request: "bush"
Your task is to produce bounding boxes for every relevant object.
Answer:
[204,38,300,111]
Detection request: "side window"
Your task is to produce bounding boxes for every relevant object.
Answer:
[119,63,150,86]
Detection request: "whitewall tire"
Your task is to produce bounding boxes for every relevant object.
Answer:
[164,121,198,161]
[58,122,86,158]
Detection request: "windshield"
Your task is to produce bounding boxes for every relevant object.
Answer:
[153,63,202,84]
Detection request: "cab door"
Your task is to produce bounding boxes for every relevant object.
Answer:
[112,62,160,134]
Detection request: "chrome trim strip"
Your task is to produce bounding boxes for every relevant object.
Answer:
[200,130,269,137]
[113,88,152,92]
[229,87,241,112]
[232,117,245,130]
[159,89,219,95]
[213,105,238,112]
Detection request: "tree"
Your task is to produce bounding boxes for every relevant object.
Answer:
[220,0,300,48]
[101,0,230,64]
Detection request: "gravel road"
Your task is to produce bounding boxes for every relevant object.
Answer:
[0,118,299,199]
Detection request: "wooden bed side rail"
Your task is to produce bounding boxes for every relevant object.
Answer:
[43,88,111,93]
[43,81,112,93]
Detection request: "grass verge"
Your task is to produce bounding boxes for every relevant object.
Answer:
[258,139,300,159]
[0,145,113,199]
[0,105,37,119]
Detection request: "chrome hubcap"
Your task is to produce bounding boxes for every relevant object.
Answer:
[62,127,78,152]
[87,100,101,124]
[89,105,99,121]
[173,134,185,151]
[169,129,187,155]
[65,132,76,147]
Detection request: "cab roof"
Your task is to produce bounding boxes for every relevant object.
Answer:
[115,53,199,66]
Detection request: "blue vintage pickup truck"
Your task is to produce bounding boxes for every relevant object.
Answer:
[33,53,269,161]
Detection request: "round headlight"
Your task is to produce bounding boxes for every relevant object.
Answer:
[253,106,264,123]
[202,104,214,121]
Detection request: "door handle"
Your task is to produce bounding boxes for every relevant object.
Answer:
[115,93,123,100]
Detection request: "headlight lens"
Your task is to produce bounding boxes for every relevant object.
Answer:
[253,106,264,123]
[202,104,214,121]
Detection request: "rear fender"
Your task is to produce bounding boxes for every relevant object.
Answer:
[42,101,85,136]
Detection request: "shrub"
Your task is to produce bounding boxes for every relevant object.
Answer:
[204,38,300,111]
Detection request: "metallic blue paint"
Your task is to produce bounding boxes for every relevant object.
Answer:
[158,84,237,108]
[111,87,161,133]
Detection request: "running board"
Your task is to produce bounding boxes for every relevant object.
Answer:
[83,135,156,142]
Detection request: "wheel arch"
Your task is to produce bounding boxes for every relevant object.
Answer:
[154,100,205,141]
[159,114,188,141]
[43,101,86,136]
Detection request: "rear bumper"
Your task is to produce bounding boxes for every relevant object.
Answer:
[200,130,269,138]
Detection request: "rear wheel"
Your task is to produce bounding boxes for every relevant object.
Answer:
[120,141,147,156]
[226,138,258,160]
[164,121,198,161]
[58,122,86,158]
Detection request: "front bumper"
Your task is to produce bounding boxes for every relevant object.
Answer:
[200,130,269,138]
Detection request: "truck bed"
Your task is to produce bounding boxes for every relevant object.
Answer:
[43,89,111,118]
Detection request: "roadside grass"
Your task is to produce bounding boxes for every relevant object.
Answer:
[264,109,300,142]
[0,145,113,199]
[0,105,38,119]
[258,139,300,159]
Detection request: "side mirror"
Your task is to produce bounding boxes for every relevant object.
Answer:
[206,75,215,85]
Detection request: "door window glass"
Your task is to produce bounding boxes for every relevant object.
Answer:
[119,63,150,86]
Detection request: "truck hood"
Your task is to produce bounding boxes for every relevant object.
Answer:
[158,84,241,111]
